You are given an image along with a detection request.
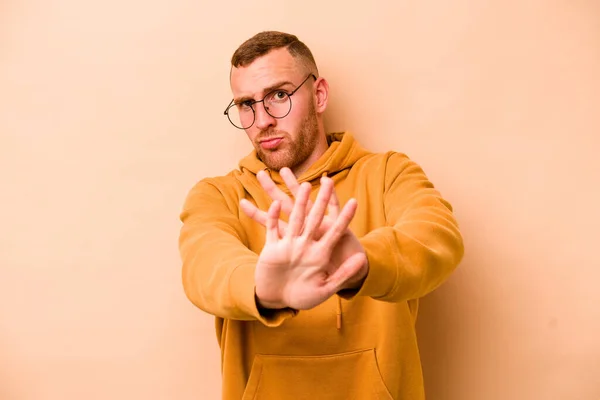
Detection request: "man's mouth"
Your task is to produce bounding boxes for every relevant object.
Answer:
[259,137,283,150]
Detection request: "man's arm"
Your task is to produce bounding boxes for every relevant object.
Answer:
[342,152,464,302]
[179,179,297,326]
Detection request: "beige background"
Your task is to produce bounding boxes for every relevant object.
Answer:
[2,0,599,399]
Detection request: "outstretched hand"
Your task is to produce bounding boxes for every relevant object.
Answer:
[240,168,369,311]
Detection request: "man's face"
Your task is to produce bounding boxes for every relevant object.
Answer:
[230,48,320,172]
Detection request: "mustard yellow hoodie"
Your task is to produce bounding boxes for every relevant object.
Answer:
[179,132,464,399]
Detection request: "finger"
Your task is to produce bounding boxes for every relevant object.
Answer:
[265,200,281,243]
[239,198,263,222]
[282,168,338,219]
[302,177,333,238]
[327,186,341,219]
[322,252,367,293]
[286,182,311,238]
[280,167,301,194]
[257,170,294,215]
[281,167,315,210]
[240,199,287,237]
[320,198,358,248]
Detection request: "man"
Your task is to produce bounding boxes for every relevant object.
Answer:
[179,31,464,399]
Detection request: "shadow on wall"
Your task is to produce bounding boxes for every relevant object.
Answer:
[415,220,498,400]
[416,270,469,399]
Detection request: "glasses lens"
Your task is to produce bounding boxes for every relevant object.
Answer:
[226,104,254,129]
[264,91,292,118]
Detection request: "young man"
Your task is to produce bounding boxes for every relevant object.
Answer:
[179,31,464,399]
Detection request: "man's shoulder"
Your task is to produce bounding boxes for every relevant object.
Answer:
[348,149,426,189]
[353,149,413,170]
[185,168,246,199]
[180,169,247,217]
[199,169,243,187]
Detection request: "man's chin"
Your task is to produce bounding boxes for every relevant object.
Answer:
[260,153,294,171]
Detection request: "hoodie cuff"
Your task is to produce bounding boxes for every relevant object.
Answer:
[230,262,298,326]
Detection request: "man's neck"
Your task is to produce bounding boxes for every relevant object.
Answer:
[291,134,330,177]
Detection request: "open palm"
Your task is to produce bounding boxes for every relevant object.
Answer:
[242,169,368,310]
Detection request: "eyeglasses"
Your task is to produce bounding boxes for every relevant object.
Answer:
[224,74,316,129]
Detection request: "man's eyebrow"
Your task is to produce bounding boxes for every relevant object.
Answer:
[233,80,295,104]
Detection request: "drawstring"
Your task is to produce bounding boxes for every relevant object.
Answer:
[336,296,342,330]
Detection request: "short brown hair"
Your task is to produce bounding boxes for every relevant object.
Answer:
[231,31,319,75]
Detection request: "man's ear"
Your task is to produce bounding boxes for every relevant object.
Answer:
[314,77,329,114]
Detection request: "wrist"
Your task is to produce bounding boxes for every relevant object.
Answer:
[254,288,286,310]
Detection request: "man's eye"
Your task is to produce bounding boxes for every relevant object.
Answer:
[275,91,287,99]
[239,101,253,109]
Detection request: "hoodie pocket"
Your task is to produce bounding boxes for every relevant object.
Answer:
[241,348,393,400]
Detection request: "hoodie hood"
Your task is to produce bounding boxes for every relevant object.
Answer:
[237,131,371,184]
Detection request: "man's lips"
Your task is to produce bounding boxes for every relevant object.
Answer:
[259,137,283,150]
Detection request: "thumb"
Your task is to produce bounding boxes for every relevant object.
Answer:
[322,252,367,294]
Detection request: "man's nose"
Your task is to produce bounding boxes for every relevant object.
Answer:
[254,102,276,130]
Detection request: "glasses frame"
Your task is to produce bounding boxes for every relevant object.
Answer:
[223,74,317,129]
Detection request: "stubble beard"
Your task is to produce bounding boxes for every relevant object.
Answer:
[255,107,319,172]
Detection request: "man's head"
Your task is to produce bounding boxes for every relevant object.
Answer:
[227,31,330,174]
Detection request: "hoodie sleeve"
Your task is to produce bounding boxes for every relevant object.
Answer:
[341,153,464,302]
[178,179,298,326]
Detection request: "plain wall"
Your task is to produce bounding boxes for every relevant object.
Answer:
[1,1,599,399]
